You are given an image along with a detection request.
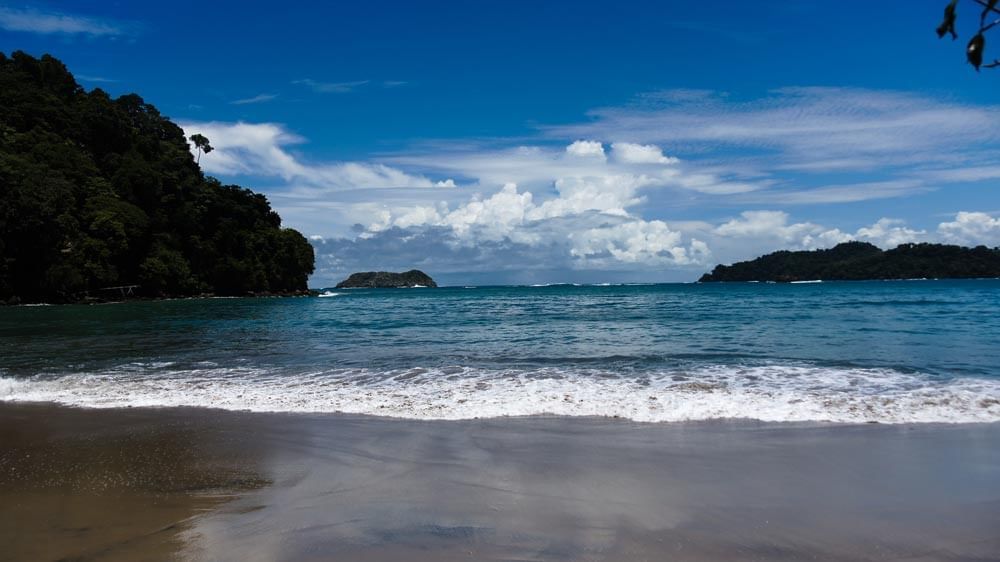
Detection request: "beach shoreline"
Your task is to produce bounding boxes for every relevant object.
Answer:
[3,402,999,561]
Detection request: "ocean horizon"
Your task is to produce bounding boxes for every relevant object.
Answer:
[4,279,999,425]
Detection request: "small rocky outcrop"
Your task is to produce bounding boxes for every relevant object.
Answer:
[335,270,437,288]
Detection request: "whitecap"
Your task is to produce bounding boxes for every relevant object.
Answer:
[2,364,999,424]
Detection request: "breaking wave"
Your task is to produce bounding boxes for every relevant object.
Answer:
[2,363,999,424]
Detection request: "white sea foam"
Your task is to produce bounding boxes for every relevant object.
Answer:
[2,364,999,424]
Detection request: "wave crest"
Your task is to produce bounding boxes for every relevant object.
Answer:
[2,364,999,424]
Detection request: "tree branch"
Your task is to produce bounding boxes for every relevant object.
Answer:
[973,0,1000,16]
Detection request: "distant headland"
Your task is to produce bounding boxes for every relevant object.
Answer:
[699,242,1000,283]
[335,270,437,288]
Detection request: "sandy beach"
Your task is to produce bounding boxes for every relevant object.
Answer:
[2,403,999,561]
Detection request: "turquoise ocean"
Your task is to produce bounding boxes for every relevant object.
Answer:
[2,280,999,424]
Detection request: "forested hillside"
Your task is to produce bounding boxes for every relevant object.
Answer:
[0,51,314,303]
[699,241,1000,282]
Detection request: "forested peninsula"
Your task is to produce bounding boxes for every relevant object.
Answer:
[698,241,1000,282]
[0,52,315,304]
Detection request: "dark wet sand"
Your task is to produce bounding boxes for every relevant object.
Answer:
[2,404,1000,561]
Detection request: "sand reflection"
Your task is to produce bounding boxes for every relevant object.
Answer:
[0,404,268,561]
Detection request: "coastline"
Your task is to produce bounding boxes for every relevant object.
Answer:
[4,403,999,561]
[2,290,316,307]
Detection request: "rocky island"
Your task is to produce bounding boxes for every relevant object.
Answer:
[699,242,1000,282]
[335,270,437,288]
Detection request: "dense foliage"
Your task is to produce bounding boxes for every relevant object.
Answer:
[699,241,1000,282]
[0,51,314,303]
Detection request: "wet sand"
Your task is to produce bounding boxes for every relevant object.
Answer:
[2,404,999,561]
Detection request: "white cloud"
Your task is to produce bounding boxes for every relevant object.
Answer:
[709,210,939,253]
[293,79,370,93]
[938,212,1000,247]
[570,220,705,265]
[0,7,124,36]
[549,88,1000,172]
[231,93,278,105]
[703,211,880,264]
[565,140,606,160]
[920,166,1000,183]
[855,218,927,248]
[77,74,118,83]
[611,142,679,165]
[742,180,928,205]
[178,121,452,190]
[440,183,534,242]
[354,175,712,271]
[388,141,761,198]
[714,210,826,242]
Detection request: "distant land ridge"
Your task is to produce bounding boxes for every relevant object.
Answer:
[335,270,437,288]
[698,242,1000,282]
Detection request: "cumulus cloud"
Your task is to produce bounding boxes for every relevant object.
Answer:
[565,140,606,160]
[388,140,754,198]
[570,220,708,266]
[711,210,850,253]
[938,212,1000,247]
[336,175,713,279]
[611,142,679,165]
[855,218,928,248]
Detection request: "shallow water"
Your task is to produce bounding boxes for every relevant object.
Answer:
[2,280,1000,423]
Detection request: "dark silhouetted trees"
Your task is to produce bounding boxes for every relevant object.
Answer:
[699,242,1000,282]
[189,133,212,164]
[0,51,314,303]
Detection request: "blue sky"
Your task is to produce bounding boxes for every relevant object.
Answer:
[3,1,1000,285]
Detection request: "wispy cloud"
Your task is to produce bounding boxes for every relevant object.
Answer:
[547,87,1000,172]
[0,7,127,36]
[230,93,278,105]
[739,180,930,205]
[178,121,454,190]
[76,74,118,83]
[293,78,369,93]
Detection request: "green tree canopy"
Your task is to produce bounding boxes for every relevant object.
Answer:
[0,51,315,303]
[189,133,213,164]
